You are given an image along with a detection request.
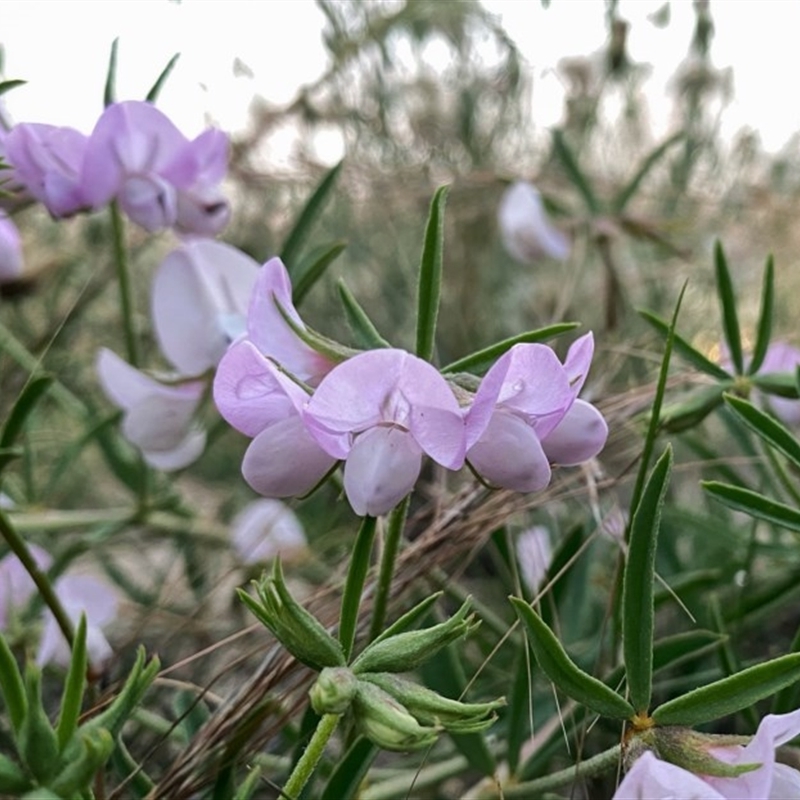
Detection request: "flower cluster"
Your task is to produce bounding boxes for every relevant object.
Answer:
[214,257,607,517]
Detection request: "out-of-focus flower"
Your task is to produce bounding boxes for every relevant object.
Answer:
[0,545,52,630]
[231,498,307,564]
[465,334,607,493]
[81,101,230,235]
[750,342,800,427]
[152,240,259,375]
[4,123,89,217]
[498,181,570,264]
[516,526,552,593]
[0,212,22,283]
[304,349,466,516]
[96,348,206,471]
[615,710,800,799]
[214,340,337,497]
[38,574,118,671]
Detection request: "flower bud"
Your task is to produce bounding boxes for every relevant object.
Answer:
[353,681,439,752]
[352,599,477,674]
[310,667,358,715]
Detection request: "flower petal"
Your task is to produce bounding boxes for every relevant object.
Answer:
[541,399,608,465]
[563,332,595,395]
[232,499,306,564]
[613,751,726,800]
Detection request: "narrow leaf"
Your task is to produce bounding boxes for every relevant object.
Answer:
[1,375,53,449]
[337,280,392,350]
[714,240,743,374]
[339,515,377,660]
[145,52,180,103]
[752,371,800,398]
[292,240,347,305]
[56,615,88,752]
[639,309,732,381]
[441,323,579,375]
[613,132,684,213]
[703,481,800,533]
[552,129,600,214]
[748,254,774,374]
[652,652,800,726]
[623,446,673,713]
[415,185,448,362]
[104,38,119,107]
[724,393,800,470]
[659,386,726,433]
[281,160,343,272]
[511,597,634,719]
[320,737,376,800]
[0,79,25,97]
[0,632,26,734]
[371,592,442,646]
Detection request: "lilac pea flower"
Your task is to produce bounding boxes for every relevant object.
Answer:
[5,123,89,217]
[304,349,466,516]
[37,574,118,671]
[97,348,206,471]
[0,545,52,631]
[214,340,336,497]
[498,181,570,264]
[81,101,187,231]
[465,344,576,493]
[245,256,335,385]
[540,333,608,465]
[231,499,306,565]
[516,526,552,594]
[152,240,259,375]
[0,213,22,283]
[614,751,728,799]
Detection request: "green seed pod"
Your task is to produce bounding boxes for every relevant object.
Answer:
[309,668,358,715]
[353,681,439,752]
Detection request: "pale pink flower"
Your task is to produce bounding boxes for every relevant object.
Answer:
[0,545,52,630]
[0,213,22,283]
[516,526,552,593]
[232,499,306,564]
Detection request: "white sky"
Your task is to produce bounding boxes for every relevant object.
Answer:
[1,0,799,160]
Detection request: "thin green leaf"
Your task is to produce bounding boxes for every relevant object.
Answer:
[145,53,180,103]
[441,323,579,375]
[292,240,347,305]
[337,279,392,350]
[274,297,359,364]
[104,38,119,107]
[613,132,684,213]
[638,309,732,381]
[652,652,800,726]
[507,648,532,775]
[0,79,25,97]
[748,254,774,374]
[703,481,800,533]
[752,371,800,398]
[320,736,376,800]
[658,385,726,433]
[0,632,26,734]
[56,615,87,752]
[232,765,262,800]
[511,597,634,719]
[339,515,377,660]
[1,375,53,449]
[724,393,800,470]
[714,240,743,374]
[371,593,443,646]
[552,129,600,214]
[774,624,800,714]
[415,185,448,362]
[281,160,343,272]
[623,446,673,713]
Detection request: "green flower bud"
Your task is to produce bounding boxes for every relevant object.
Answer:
[353,681,440,752]
[238,560,345,671]
[360,673,505,733]
[50,728,114,798]
[352,599,478,674]
[310,668,358,715]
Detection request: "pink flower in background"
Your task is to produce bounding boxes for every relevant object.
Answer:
[614,710,800,799]
[152,240,259,375]
[38,574,118,671]
[4,123,89,217]
[498,181,570,264]
[231,499,307,564]
[0,545,52,630]
[0,213,23,283]
[97,348,206,471]
[214,340,336,497]
[516,526,552,594]
[304,349,466,516]
[750,342,800,427]
[244,256,334,385]
[465,334,606,492]
[81,101,229,235]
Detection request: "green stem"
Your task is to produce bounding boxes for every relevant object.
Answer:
[368,497,409,642]
[339,516,377,660]
[282,712,341,799]
[109,201,139,367]
[0,507,74,649]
